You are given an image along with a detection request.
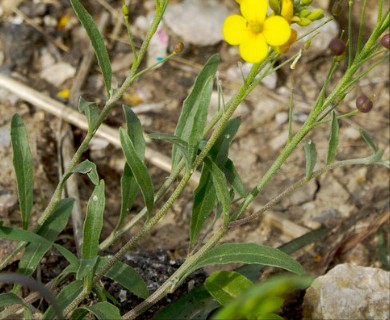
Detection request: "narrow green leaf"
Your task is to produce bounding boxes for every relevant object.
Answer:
[304,140,317,180]
[77,257,99,281]
[82,180,105,260]
[96,257,149,299]
[116,164,138,229]
[204,271,253,306]
[120,128,154,216]
[326,111,339,165]
[123,105,145,160]
[70,0,112,97]
[53,244,80,270]
[187,243,305,277]
[11,114,33,230]
[71,159,99,185]
[359,128,378,153]
[204,158,231,222]
[148,132,191,168]
[173,54,220,167]
[154,286,219,320]
[224,159,247,197]
[43,280,83,320]
[190,168,216,247]
[0,292,26,309]
[0,226,52,244]
[19,198,74,275]
[75,302,122,320]
[78,97,100,130]
[212,275,313,320]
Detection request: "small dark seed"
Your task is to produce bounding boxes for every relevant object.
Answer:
[381,34,390,50]
[356,95,373,113]
[329,38,346,56]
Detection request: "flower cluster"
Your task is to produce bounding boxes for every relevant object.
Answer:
[223,0,324,63]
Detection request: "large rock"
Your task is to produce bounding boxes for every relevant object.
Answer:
[303,263,390,319]
[164,0,228,46]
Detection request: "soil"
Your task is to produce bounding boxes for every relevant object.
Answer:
[0,0,389,319]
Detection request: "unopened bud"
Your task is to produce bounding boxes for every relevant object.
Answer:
[297,17,312,26]
[331,0,343,17]
[356,95,373,113]
[269,0,280,13]
[329,38,346,56]
[301,0,312,4]
[307,9,324,21]
[300,9,311,18]
[122,4,129,17]
[381,34,390,49]
[173,42,185,54]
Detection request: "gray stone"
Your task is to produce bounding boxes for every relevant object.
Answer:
[164,0,229,46]
[40,62,76,87]
[303,263,390,320]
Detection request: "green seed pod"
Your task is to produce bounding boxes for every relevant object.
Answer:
[307,9,324,21]
[329,38,346,56]
[356,95,373,113]
[381,34,390,49]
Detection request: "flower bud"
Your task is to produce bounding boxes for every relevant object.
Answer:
[356,95,373,113]
[297,17,312,26]
[331,0,343,17]
[269,0,280,13]
[307,9,324,21]
[381,34,390,49]
[329,38,346,56]
[301,0,313,4]
[173,42,185,54]
[122,4,129,17]
[300,9,311,18]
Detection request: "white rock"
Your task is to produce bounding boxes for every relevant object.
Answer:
[40,62,76,87]
[303,263,390,320]
[164,0,229,46]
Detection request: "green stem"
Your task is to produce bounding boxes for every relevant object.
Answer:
[122,226,228,320]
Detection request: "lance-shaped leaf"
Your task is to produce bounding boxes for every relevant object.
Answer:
[43,280,83,320]
[96,257,149,299]
[78,97,100,131]
[304,140,317,180]
[190,167,216,247]
[82,180,105,260]
[71,159,99,185]
[185,243,305,278]
[359,128,378,153]
[213,275,313,320]
[73,302,122,320]
[123,105,145,159]
[326,111,339,165]
[173,54,220,167]
[70,0,112,97]
[11,114,33,230]
[204,158,231,222]
[224,159,247,197]
[19,198,74,276]
[120,128,154,216]
[205,271,253,306]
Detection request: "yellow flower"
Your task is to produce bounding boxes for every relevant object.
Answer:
[223,0,291,63]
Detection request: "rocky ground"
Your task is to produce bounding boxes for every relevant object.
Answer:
[0,0,389,319]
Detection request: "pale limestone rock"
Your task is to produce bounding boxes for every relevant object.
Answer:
[303,263,390,320]
[40,62,76,87]
[164,0,228,46]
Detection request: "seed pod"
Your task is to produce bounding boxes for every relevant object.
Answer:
[329,38,346,56]
[173,42,185,54]
[381,34,390,49]
[356,95,373,113]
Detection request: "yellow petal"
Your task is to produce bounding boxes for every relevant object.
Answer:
[263,16,291,46]
[240,0,267,23]
[281,0,294,22]
[239,34,268,63]
[223,15,251,45]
